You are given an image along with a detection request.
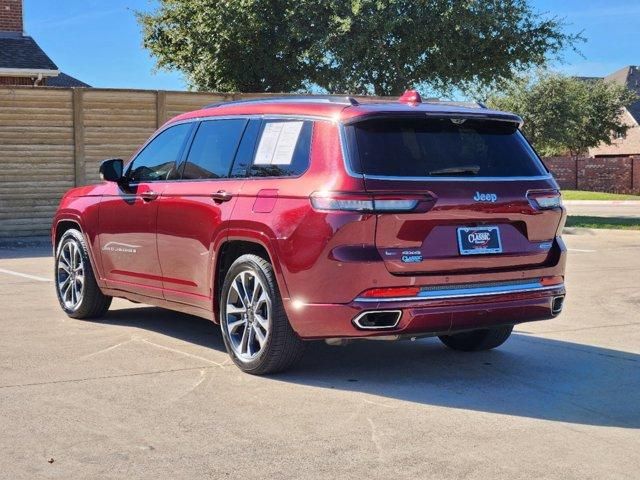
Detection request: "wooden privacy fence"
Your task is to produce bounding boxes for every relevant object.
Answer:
[0,86,288,237]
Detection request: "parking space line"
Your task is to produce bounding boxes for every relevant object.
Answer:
[138,338,225,367]
[0,268,52,282]
[568,249,596,253]
[0,365,215,390]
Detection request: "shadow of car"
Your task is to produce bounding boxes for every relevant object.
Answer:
[97,306,640,429]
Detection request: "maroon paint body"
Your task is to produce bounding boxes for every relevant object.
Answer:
[52,99,567,339]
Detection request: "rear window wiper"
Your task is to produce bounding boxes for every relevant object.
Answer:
[428,166,480,176]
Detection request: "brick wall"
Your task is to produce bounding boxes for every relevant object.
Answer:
[543,157,577,189]
[0,0,22,32]
[544,156,640,194]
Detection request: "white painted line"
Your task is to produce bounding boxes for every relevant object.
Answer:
[568,249,596,253]
[137,338,224,367]
[0,268,52,282]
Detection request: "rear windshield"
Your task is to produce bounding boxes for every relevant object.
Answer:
[346,117,546,178]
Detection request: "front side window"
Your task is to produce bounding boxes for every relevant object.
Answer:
[128,123,192,182]
[347,117,546,178]
[181,119,248,180]
[248,120,313,177]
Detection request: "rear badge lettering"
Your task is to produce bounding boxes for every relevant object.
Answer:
[102,241,139,254]
[473,192,498,202]
[401,250,422,263]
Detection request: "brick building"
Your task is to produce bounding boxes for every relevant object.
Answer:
[0,0,88,87]
[588,66,640,157]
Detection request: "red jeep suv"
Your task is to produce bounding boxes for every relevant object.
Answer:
[52,91,566,374]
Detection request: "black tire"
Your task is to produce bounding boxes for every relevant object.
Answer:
[55,229,112,319]
[438,325,513,352]
[219,254,305,374]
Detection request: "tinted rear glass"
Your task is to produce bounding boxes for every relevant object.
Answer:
[347,117,546,177]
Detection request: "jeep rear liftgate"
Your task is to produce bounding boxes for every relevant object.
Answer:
[345,116,565,275]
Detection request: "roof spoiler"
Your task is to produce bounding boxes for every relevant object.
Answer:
[343,111,523,128]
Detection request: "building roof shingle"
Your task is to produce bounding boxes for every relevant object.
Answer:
[0,32,58,71]
[604,65,640,126]
[47,72,90,88]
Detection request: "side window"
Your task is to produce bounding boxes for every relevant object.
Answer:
[128,123,192,182]
[248,120,313,177]
[181,119,248,180]
[230,119,262,178]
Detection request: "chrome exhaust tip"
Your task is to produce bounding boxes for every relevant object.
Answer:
[551,295,565,315]
[353,310,402,330]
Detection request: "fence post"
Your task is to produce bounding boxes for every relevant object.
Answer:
[72,88,86,186]
[156,90,167,128]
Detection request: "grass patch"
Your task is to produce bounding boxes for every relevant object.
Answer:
[566,216,640,230]
[562,190,640,201]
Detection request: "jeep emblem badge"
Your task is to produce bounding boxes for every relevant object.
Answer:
[473,192,498,202]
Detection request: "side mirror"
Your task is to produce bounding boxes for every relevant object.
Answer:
[99,158,124,183]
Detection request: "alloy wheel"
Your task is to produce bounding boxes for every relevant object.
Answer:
[57,240,85,310]
[224,270,271,361]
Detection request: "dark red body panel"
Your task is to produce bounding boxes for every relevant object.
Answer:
[53,99,567,339]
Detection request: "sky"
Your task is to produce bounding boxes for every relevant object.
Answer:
[23,0,640,92]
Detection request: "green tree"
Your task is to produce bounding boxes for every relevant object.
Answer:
[138,0,581,95]
[137,0,332,92]
[486,73,637,157]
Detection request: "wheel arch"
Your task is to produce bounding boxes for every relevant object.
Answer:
[52,217,105,287]
[212,235,289,323]
[53,219,83,251]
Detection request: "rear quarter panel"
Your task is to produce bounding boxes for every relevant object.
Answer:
[227,120,373,304]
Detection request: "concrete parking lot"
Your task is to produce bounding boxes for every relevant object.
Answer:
[0,229,639,479]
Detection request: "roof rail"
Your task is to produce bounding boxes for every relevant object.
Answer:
[203,95,360,109]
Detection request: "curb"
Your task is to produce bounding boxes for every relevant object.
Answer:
[563,200,640,206]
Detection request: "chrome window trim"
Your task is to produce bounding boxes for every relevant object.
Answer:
[362,173,554,182]
[354,282,565,303]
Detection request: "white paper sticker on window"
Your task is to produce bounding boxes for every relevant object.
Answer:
[254,121,303,166]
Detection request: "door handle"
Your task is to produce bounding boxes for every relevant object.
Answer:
[140,191,159,202]
[211,190,233,203]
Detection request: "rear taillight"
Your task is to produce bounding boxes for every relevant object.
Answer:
[527,190,563,210]
[540,276,564,286]
[310,192,431,213]
[359,286,421,298]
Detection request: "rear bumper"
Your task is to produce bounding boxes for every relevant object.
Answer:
[285,283,566,339]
